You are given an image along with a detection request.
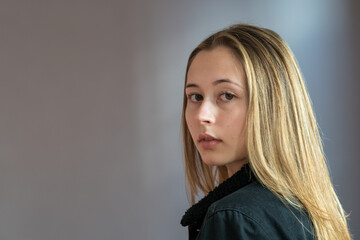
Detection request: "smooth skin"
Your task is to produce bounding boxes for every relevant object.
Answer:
[185,46,249,177]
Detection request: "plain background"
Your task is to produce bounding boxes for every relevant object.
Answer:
[1,0,359,239]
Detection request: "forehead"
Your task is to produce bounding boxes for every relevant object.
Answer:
[187,46,245,85]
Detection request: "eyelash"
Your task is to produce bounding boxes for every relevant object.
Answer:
[187,91,236,103]
[220,92,236,101]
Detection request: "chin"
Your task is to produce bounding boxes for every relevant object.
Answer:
[198,150,228,166]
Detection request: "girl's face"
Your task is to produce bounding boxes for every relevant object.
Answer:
[185,46,248,176]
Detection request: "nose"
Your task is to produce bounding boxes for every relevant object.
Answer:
[197,100,216,125]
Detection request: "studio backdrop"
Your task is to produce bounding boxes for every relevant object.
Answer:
[0,0,359,239]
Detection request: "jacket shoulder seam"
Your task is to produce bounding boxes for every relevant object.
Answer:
[206,208,272,240]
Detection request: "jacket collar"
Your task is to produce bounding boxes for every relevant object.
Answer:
[180,164,254,230]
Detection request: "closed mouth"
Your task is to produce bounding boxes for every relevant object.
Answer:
[198,133,221,142]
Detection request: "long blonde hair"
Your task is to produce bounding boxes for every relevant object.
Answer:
[182,24,351,240]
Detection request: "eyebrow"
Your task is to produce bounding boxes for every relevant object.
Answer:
[185,79,243,89]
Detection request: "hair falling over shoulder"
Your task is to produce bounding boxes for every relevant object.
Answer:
[181,24,351,240]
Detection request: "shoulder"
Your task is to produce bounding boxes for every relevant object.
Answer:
[208,181,284,216]
[201,182,315,240]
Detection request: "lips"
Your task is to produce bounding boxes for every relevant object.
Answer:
[198,133,222,149]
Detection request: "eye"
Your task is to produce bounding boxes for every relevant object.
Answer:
[187,93,203,102]
[219,92,236,101]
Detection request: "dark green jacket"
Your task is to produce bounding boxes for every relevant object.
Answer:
[181,165,315,240]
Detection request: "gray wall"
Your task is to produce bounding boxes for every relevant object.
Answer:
[0,0,359,239]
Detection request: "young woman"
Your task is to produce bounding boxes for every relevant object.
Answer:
[180,24,351,240]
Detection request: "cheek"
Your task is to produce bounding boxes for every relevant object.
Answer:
[185,109,195,134]
[227,113,247,141]
[225,124,236,141]
[237,118,247,147]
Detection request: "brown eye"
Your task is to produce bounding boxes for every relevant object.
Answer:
[189,94,203,102]
[220,92,235,101]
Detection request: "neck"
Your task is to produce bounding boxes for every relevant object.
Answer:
[226,157,248,177]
